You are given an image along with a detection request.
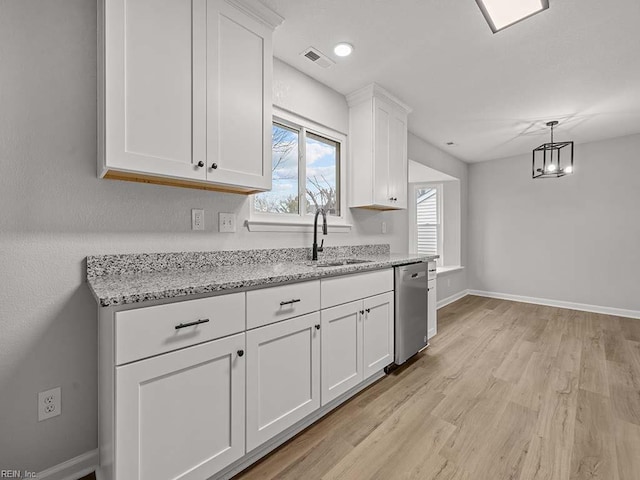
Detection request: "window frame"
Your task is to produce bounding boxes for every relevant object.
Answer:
[409,182,443,265]
[249,108,349,232]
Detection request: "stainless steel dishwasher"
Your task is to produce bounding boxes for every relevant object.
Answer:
[392,262,429,367]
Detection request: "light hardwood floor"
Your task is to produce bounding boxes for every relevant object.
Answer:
[234,295,640,480]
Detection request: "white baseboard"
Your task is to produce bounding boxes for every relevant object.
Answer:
[468,290,640,319]
[437,289,470,309]
[37,449,98,480]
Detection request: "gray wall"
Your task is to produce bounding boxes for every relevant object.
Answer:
[406,133,469,302]
[0,1,463,471]
[468,133,640,311]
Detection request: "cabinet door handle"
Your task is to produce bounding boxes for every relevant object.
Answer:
[237,349,244,357]
[280,298,301,306]
[360,310,365,315]
[211,163,218,169]
[365,308,371,313]
[315,324,321,330]
[175,318,209,330]
[197,161,205,168]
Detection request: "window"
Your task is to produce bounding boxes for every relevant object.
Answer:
[413,184,443,260]
[254,114,343,220]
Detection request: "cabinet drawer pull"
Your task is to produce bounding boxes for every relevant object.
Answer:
[211,162,218,169]
[175,318,210,330]
[315,324,321,330]
[280,298,301,306]
[197,161,205,168]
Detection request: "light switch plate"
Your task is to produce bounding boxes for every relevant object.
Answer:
[219,213,236,233]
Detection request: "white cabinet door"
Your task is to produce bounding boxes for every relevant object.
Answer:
[204,0,272,191]
[321,301,363,405]
[373,97,392,207]
[389,108,408,209]
[246,312,321,451]
[363,292,395,379]
[104,0,205,180]
[428,279,437,340]
[115,333,245,480]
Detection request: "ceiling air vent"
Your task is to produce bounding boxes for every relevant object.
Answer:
[301,47,335,69]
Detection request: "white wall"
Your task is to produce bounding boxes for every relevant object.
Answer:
[406,134,469,302]
[0,1,406,471]
[442,180,462,267]
[468,133,640,312]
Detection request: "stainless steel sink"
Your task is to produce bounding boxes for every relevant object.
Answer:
[313,258,372,267]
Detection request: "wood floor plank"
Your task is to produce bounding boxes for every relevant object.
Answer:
[470,401,538,480]
[510,351,555,412]
[578,318,609,397]
[614,419,640,480]
[494,339,538,383]
[609,385,640,426]
[520,366,580,480]
[234,297,640,480]
[569,389,619,480]
[618,317,640,342]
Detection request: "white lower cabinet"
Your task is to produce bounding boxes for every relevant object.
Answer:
[246,312,321,451]
[321,291,395,405]
[115,333,246,480]
[101,268,400,479]
[321,301,363,405]
[363,292,395,378]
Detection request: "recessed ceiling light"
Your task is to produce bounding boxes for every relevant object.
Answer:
[333,43,354,57]
[476,0,549,33]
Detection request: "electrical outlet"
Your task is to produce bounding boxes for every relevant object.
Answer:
[38,387,61,421]
[381,222,387,234]
[219,213,236,233]
[191,209,204,231]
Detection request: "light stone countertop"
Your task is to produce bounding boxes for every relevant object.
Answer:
[87,252,437,307]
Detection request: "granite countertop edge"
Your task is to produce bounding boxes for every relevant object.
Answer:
[88,253,438,308]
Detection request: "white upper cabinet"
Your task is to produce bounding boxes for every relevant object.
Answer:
[99,0,282,193]
[347,84,411,210]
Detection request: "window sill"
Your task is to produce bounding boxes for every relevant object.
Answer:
[436,265,464,276]
[246,219,352,233]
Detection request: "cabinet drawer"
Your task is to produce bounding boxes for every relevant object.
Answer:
[246,280,320,329]
[115,293,245,365]
[321,269,393,309]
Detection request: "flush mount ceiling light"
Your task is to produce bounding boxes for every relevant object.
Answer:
[333,42,354,57]
[476,0,549,33]
[532,121,574,179]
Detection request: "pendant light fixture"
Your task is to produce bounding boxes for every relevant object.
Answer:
[532,121,574,179]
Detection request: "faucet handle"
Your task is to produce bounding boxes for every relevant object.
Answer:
[318,239,324,252]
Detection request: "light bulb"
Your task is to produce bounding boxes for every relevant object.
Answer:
[333,43,353,57]
[546,163,557,172]
[564,165,573,174]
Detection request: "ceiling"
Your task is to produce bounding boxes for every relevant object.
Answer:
[409,161,458,183]
[263,0,640,163]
